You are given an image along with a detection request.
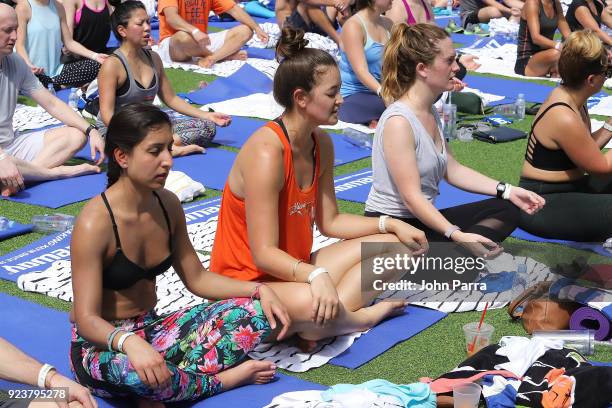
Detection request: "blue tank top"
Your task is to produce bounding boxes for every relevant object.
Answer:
[26,0,63,77]
[339,14,389,97]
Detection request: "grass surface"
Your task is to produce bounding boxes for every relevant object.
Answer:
[1,65,610,396]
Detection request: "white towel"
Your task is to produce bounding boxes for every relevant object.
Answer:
[164,170,206,203]
[12,104,61,133]
[588,95,612,116]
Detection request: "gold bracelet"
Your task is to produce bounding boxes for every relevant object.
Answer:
[292,259,303,282]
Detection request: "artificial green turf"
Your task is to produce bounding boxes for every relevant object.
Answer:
[1,67,610,393]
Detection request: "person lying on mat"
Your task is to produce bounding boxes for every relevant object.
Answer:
[363,23,545,256]
[97,1,231,157]
[70,103,289,408]
[514,0,570,77]
[0,3,104,197]
[518,30,612,242]
[157,0,269,68]
[566,0,612,45]
[337,0,391,127]
[0,337,97,408]
[210,26,427,350]
[283,0,352,48]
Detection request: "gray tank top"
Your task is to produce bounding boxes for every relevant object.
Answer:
[113,48,159,110]
[365,101,448,218]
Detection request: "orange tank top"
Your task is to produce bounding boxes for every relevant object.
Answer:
[210,120,320,281]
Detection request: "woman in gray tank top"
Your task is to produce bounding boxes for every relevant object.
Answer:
[364,23,545,256]
[97,1,231,156]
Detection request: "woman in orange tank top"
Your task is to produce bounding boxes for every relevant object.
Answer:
[210,26,429,344]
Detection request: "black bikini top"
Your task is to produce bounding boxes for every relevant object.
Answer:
[101,191,173,291]
[525,102,579,172]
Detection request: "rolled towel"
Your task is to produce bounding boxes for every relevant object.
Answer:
[164,170,206,203]
[570,306,611,341]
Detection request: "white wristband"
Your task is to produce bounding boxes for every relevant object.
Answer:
[603,122,612,132]
[308,267,328,284]
[0,152,7,161]
[91,52,98,61]
[117,332,135,353]
[378,215,390,234]
[37,364,54,388]
[502,184,512,200]
[191,28,201,36]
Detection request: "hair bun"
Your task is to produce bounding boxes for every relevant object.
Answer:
[276,26,309,62]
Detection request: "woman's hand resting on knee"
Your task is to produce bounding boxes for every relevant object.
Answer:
[451,231,503,258]
[309,273,340,327]
[507,187,546,215]
[258,285,292,340]
[387,219,429,256]
[123,335,172,390]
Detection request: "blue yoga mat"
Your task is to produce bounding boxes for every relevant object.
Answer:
[214,117,371,165]
[0,220,33,241]
[172,147,236,191]
[464,74,556,104]
[329,305,447,369]
[333,169,486,207]
[181,64,272,105]
[511,228,612,258]
[450,33,481,45]
[244,46,276,60]
[0,172,107,208]
[0,293,324,407]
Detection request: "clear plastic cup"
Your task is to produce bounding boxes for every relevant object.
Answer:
[463,322,494,356]
[453,383,482,408]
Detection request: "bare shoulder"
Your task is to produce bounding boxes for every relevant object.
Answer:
[99,55,121,76]
[72,196,113,248]
[16,1,31,18]
[155,188,183,220]
[242,124,285,161]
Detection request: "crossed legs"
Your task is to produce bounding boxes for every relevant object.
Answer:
[265,233,410,343]
[168,26,252,68]
[1,126,99,196]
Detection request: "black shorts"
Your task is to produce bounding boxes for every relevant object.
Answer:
[514,56,530,76]
[285,9,337,36]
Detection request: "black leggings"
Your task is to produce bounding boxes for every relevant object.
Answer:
[36,58,101,89]
[365,198,520,243]
[518,175,612,242]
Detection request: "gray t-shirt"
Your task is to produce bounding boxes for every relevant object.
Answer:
[365,101,448,219]
[0,52,43,148]
[460,0,485,16]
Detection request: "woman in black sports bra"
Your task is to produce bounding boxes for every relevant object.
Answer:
[519,30,612,242]
[69,104,290,407]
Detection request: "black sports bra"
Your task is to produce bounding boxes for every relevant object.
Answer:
[525,102,580,171]
[101,191,173,291]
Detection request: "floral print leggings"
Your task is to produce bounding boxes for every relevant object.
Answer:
[70,298,270,402]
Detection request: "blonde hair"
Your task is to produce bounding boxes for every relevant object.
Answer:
[381,23,450,103]
[559,30,607,89]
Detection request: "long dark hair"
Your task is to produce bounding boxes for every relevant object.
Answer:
[105,104,172,187]
[110,0,147,41]
[274,26,338,110]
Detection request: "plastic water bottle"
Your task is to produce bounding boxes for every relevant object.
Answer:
[47,83,55,96]
[68,88,79,111]
[511,263,528,300]
[0,217,15,231]
[446,0,453,13]
[515,93,525,120]
[493,103,517,118]
[31,214,75,234]
[442,103,457,141]
[343,128,373,149]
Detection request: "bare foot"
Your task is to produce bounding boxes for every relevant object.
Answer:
[197,56,216,69]
[135,398,165,408]
[223,50,248,62]
[363,300,408,326]
[216,360,276,391]
[57,163,100,178]
[1,184,18,197]
[172,144,205,157]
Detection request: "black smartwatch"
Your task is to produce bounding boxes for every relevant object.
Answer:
[85,123,99,138]
[496,182,507,199]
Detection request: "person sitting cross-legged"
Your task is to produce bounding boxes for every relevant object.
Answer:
[157,0,270,68]
[0,2,104,197]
